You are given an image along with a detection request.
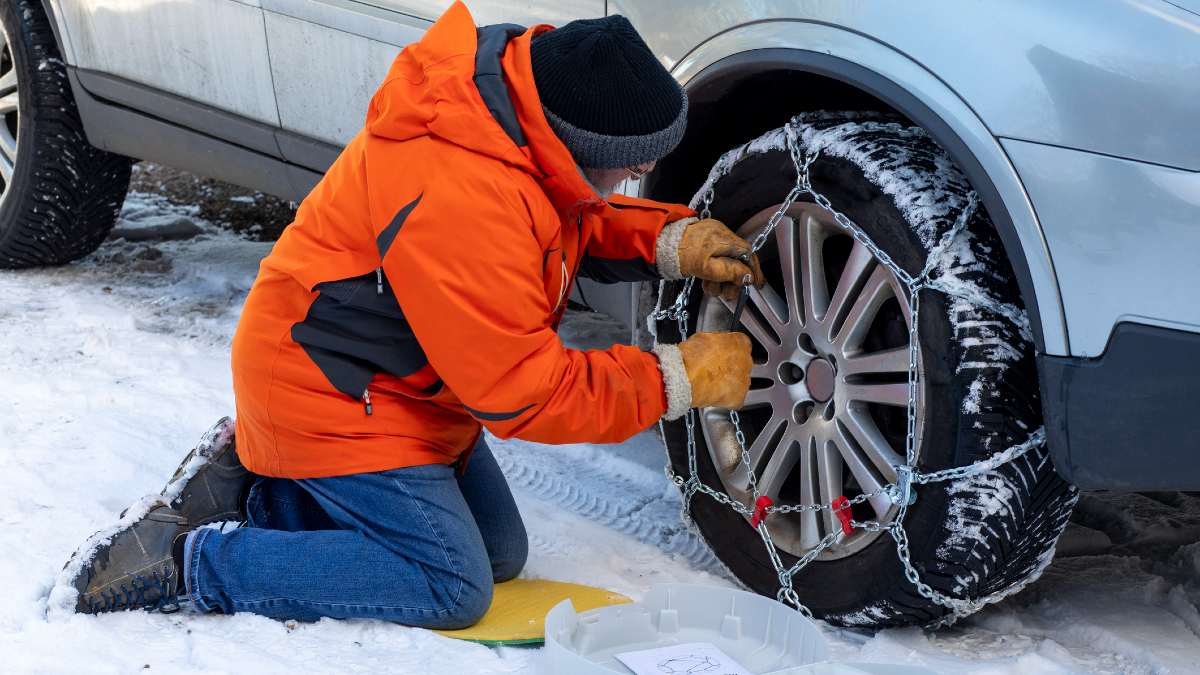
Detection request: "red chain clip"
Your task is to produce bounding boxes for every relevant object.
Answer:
[832,496,854,536]
[750,495,774,528]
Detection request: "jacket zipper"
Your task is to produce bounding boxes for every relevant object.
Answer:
[367,266,382,414]
[550,211,585,312]
[557,256,569,310]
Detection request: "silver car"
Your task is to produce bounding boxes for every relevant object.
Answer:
[8,0,1197,627]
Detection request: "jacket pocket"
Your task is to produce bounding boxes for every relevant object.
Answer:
[370,372,444,402]
[291,270,431,404]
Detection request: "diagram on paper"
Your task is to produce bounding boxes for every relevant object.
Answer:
[614,642,752,675]
[657,653,720,674]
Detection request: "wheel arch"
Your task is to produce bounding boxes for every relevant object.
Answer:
[645,24,1068,356]
[35,1,73,62]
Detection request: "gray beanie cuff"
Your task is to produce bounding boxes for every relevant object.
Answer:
[543,95,688,169]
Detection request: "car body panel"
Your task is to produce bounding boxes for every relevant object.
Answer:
[613,0,1200,172]
[261,0,427,44]
[1004,138,1200,357]
[367,0,599,26]
[46,0,279,126]
[1166,0,1200,15]
[263,10,402,145]
[258,0,600,146]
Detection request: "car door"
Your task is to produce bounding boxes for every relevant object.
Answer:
[260,0,602,153]
[375,1,601,27]
[52,0,279,126]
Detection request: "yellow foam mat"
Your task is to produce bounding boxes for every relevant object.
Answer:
[433,578,631,645]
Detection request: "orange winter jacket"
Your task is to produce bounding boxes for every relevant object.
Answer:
[230,1,694,478]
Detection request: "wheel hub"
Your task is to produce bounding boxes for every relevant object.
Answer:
[804,358,835,403]
[696,201,925,560]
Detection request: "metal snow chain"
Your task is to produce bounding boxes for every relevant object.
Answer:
[656,119,1048,625]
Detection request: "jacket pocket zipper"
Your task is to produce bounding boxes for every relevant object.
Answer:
[556,256,569,311]
[362,388,373,416]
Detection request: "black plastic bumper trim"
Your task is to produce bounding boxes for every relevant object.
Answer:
[1040,322,1200,490]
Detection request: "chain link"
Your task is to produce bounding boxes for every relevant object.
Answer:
[654,118,1048,624]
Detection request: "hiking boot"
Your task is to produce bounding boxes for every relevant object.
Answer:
[70,500,188,614]
[161,417,251,526]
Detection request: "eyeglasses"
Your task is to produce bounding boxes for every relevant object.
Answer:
[627,162,655,180]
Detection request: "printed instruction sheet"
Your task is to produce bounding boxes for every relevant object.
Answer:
[614,641,753,675]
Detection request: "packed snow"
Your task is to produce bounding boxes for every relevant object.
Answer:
[2,182,1200,673]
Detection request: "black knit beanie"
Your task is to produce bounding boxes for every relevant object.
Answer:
[530,15,688,169]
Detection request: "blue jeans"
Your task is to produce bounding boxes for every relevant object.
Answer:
[184,437,528,628]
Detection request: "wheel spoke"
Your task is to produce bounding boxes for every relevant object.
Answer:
[841,404,903,482]
[748,282,788,336]
[773,216,802,325]
[823,241,875,342]
[0,69,17,97]
[799,213,827,324]
[844,381,909,408]
[890,275,913,325]
[818,440,844,537]
[729,295,780,348]
[750,361,775,380]
[755,422,800,496]
[0,150,12,183]
[796,437,823,548]
[742,384,776,410]
[833,421,894,518]
[833,265,893,351]
[842,346,910,377]
[731,415,787,487]
[0,91,17,116]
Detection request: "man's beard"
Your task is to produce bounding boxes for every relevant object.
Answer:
[579,166,624,197]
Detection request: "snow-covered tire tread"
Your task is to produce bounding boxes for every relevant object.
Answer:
[0,0,131,269]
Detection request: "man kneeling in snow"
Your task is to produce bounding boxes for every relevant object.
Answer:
[68,2,761,627]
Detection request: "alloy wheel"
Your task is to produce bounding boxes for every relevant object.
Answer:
[697,202,924,560]
[0,23,18,202]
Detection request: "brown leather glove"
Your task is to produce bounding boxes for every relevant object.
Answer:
[653,332,752,419]
[684,219,766,302]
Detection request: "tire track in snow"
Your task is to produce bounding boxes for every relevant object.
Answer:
[488,435,723,573]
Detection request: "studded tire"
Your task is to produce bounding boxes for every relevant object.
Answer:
[658,112,1078,627]
[0,0,131,269]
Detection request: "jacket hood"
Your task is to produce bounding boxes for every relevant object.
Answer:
[365,1,601,212]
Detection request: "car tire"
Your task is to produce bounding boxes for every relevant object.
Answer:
[657,112,1077,627]
[0,0,131,269]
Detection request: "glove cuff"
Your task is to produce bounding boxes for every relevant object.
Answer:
[652,343,692,421]
[655,217,695,280]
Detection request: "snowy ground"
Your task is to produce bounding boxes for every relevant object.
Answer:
[2,179,1200,673]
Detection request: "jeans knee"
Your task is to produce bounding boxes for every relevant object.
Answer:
[492,533,528,583]
[437,576,493,630]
